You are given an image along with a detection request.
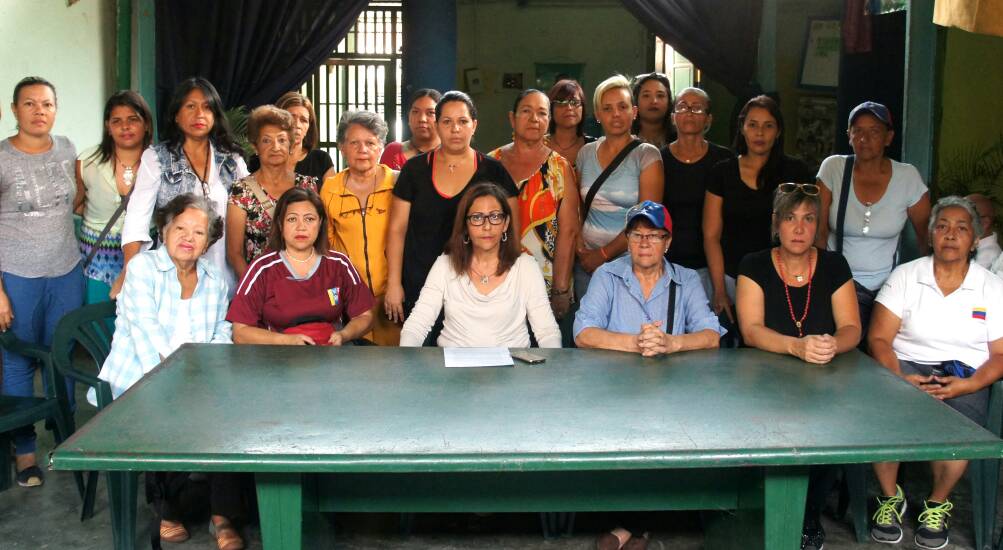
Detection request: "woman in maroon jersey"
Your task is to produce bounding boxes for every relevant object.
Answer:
[227,187,374,345]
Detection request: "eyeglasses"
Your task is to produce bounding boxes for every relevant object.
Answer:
[553,99,583,108]
[627,231,668,243]
[848,127,886,141]
[467,211,507,226]
[777,183,820,196]
[673,104,707,115]
[862,202,873,235]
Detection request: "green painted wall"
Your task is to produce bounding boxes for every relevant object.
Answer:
[0,0,116,151]
[456,0,649,151]
[935,28,1003,179]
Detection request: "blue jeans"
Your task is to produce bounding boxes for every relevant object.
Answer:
[1,263,84,456]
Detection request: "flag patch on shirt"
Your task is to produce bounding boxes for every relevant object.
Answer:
[328,287,340,307]
[973,307,987,320]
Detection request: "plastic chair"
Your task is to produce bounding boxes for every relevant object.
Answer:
[47,300,119,521]
[846,379,1003,550]
[0,332,77,494]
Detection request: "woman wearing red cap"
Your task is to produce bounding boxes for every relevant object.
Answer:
[815,101,931,343]
[227,187,374,346]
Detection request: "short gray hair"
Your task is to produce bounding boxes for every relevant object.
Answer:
[675,86,711,112]
[154,193,224,248]
[336,110,388,145]
[928,195,983,243]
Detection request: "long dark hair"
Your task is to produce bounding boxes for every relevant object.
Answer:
[267,187,329,255]
[546,79,587,136]
[87,90,154,165]
[161,77,241,155]
[630,72,673,138]
[733,95,786,189]
[445,182,519,276]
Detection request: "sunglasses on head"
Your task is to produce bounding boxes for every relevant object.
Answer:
[777,183,820,196]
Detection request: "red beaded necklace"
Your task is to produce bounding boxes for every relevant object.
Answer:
[774,248,815,337]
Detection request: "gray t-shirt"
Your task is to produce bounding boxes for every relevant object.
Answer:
[0,136,80,278]
[818,155,927,291]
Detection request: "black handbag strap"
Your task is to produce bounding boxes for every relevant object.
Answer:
[83,187,134,269]
[834,154,855,255]
[582,139,643,222]
[665,280,677,334]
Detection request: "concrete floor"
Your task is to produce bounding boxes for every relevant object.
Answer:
[1,385,1000,549]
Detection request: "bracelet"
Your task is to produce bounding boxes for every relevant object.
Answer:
[599,246,609,260]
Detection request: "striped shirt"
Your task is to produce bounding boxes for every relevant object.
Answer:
[89,247,231,404]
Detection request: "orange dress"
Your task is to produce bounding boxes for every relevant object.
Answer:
[487,149,572,292]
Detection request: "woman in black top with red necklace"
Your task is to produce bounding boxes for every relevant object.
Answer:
[736,183,860,550]
[736,182,860,360]
[384,91,518,323]
[703,95,815,325]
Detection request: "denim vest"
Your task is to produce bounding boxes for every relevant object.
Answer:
[152,142,241,208]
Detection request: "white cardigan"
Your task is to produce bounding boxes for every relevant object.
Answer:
[400,254,561,348]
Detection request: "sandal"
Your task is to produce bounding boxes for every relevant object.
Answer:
[210,519,245,550]
[596,528,632,550]
[16,465,44,488]
[623,532,651,550]
[159,520,190,543]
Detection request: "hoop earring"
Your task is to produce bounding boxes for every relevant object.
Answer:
[463,234,470,244]
[502,232,508,242]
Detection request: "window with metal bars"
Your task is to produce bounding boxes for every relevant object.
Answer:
[302,1,403,170]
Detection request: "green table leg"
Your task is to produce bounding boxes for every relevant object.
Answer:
[763,466,809,550]
[107,471,138,550]
[256,473,302,550]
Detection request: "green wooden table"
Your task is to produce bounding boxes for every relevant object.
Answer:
[50,345,1003,550]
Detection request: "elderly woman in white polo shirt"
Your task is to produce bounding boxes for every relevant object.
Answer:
[867,195,1003,550]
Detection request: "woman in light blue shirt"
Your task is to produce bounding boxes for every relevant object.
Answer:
[816,102,930,342]
[92,193,244,549]
[574,75,663,296]
[575,200,722,355]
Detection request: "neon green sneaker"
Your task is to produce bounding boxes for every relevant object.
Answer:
[915,499,953,550]
[870,484,906,544]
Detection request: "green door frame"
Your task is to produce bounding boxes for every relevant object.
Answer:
[903,0,939,184]
[118,0,158,138]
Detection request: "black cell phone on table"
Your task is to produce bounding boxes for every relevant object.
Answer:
[511,350,545,364]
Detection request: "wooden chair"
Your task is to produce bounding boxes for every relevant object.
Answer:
[846,379,1003,550]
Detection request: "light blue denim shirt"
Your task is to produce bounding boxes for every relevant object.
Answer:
[89,246,231,404]
[574,255,725,338]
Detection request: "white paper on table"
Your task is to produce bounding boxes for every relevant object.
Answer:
[442,347,514,368]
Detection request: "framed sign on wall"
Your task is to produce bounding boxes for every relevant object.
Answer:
[800,18,842,90]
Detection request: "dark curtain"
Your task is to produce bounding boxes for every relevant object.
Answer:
[620,0,764,98]
[155,0,368,117]
[835,11,905,159]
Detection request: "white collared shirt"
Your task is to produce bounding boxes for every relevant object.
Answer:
[974,232,1002,269]
[875,255,1003,368]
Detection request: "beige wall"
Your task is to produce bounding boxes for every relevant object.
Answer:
[0,0,116,151]
[456,0,649,151]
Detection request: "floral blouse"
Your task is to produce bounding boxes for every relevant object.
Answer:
[228,173,318,263]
